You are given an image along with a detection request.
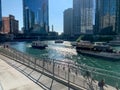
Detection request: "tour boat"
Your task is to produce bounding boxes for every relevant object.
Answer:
[32,41,48,49]
[76,41,120,61]
[55,40,64,43]
[71,42,77,46]
[108,40,120,46]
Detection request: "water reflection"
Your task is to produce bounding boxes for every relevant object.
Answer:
[10,41,120,73]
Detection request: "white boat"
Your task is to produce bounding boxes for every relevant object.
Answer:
[32,41,48,49]
[71,42,77,46]
[76,41,120,61]
[55,40,64,43]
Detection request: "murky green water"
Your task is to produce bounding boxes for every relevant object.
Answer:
[9,41,120,86]
[9,41,120,72]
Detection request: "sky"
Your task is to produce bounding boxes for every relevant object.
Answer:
[2,0,72,34]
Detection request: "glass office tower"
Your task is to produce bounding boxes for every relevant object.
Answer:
[116,0,120,34]
[0,0,2,31]
[95,0,116,34]
[73,0,81,36]
[73,0,94,35]
[80,0,94,34]
[23,0,49,34]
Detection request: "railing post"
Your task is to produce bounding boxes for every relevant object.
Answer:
[53,59,55,77]
[28,55,30,66]
[15,51,17,61]
[42,59,45,72]
[73,74,75,83]
[58,65,60,76]
[34,58,36,69]
[68,63,70,90]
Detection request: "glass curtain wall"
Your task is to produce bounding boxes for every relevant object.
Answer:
[23,0,49,34]
[95,0,116,34]
[73,0,94,35]
[116,0,120,34]
[0,0,2,31]
[80,0,94,34]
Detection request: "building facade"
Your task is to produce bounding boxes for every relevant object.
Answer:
[73,0,94,36]
[73,0,81,36]
[95,0,116,35]
[64,8,73,37]
[116,0,120,34]
[80,0,94,34]
[0,0,2,31]
[2,15,19,34]
[23,0,49,34]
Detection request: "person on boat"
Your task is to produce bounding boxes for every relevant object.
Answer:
[98,79,107,90]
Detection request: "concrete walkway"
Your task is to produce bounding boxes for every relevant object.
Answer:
[0,46,117,90]
[0,59,43,90]
[0,54,74,90]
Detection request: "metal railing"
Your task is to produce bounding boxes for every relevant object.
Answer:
[0,81,3,90]
[0,46,119,90]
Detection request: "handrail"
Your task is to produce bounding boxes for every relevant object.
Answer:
[9,46,120,77]
[0,81,3,90]
[0,46,119,90]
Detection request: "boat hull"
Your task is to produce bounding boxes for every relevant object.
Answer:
[31,41,48,50]
[32,46,46,49]
[77,49,120,61]
[55,40,64,43]
[108,43,120,46]
[108,41,120,46]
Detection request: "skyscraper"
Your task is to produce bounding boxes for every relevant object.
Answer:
[73,0,94,36]
[95,0,116,35]
[73,0,81,36]
[0,0,2,31]
[64,8,73,37]
[116,0,120,34]
[80,0,94,34]
[23,0,49,34]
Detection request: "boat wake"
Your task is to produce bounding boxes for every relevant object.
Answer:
[26,44,32,48]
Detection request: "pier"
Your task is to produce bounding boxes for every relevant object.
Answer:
[0,45,119,90]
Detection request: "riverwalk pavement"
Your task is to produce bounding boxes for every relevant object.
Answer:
[0,54,74,90]
[0,58,44,90]
[0,49,117,90]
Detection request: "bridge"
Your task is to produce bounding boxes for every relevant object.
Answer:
[0,45,119,90]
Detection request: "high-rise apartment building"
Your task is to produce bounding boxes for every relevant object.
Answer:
[81,0,94,34]
[73,0,81,36]
[64,8,73,37]
[95,0,116,35]
[0,0,2,31]
[2,15,19,34]
[73,0,94,35]
[23,0,49,34]
[116,0,120,34]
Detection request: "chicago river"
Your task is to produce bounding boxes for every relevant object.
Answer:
[9,41,120,73]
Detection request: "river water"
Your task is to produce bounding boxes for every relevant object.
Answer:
[9,41,120,73]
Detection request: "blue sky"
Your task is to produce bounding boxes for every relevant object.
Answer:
[2,0,72,33]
